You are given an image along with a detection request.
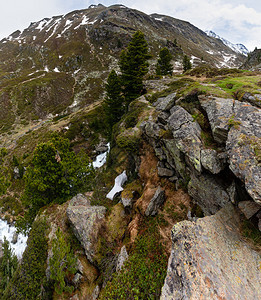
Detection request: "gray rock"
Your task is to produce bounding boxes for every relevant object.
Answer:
[13,166,20,179]
[157,166,174,177]
[169,176,178,183]
[67,197,106,264]
[70,193,91,207]
[157,111,170,125]
[116,245,129,272]
[143,121,162,140]
[163,139,187,178]
[72,273,83,287]
[168,106,202,172]
[238,201,261,219]
[154,147,166,161]
[145,187,165,216]
[199,95,234,144]
[201,149,227,174]
[226,180,237,204]
[243,92,261,108]
[11,232,18,244]
[92,285,100,300]
[161,203,261,300]
[70,294,79,300]
[121,194,134,209]
[153,92,176,111]
[226,100,261,205]
[188,173,230,215]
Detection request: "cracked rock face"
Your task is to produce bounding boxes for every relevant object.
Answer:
[161,203,261,300]
[226,101,261,205]
[67,194,106,264]
[188,173,230,215]
[200,96,261,205]
[168,106,202,172]
[199,95,234,144]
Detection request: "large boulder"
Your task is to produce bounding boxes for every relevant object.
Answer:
[67,194,106,264]
[153,92,176,111]
[167,106,202,172]
[200,149,227,174]
[161,203,261,300]
[188,173,230,215]
[226,101,261,205]
[199,95,234,144]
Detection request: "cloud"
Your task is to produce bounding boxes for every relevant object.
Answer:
[0,0,260,50]
[0,0,66,38]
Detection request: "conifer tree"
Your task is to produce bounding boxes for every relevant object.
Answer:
[119,31,151,106]
[103,69,124,132]
[183,55,192,73]
[156,47,173,76]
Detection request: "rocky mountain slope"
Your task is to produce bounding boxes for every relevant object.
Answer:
[1,65,261,299]
[0,4,246,138]
[0,4,260,300]
[241,47,261,71]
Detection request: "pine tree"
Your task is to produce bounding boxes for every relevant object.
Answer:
[156,47,173,76]
[103,69,124,132]
[119,31,151,107]
[183,55,192,73]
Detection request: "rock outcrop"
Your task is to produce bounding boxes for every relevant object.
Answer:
[145,186,165,216]
[67,194,106,264]
[161,203,261,300]
[142,93,261,229]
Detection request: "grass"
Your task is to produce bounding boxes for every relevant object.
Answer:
[215,75,261,96]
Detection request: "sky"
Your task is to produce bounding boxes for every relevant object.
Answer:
[0,0,260,51]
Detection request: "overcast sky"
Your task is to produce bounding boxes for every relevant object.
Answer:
[0,0,260,51]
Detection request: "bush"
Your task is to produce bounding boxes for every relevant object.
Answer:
[0,238,18,297]
[102,220,167,299]
[3,219,49,300]
[50,229,77,295]
[18,133,94,231]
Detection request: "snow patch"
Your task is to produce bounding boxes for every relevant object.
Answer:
[0,219,27,259]
[92,143,110,168]
[206,50,214,55]
[154,17,163,21]
[106,171,127,200]
[35,20,48,31]
[44,66,49,72]
[53,67,60,72]
[205,30,249,56]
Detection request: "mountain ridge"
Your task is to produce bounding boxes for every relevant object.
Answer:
[205,30,249,56]
[0,4,247,136]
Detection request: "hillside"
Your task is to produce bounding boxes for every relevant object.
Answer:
[0,4,246,139]
[0,4,260,300]
[241,48,261,71]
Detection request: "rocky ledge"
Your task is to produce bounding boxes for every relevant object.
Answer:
[161,203,261,299]
[142,93,261,229]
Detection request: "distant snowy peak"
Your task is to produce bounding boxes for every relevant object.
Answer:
[205,30,249,56]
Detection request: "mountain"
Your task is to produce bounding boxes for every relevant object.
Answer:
[0,4,246,136]
[0,4,260,299]
[241,47,261,71]
[205,30,249,56]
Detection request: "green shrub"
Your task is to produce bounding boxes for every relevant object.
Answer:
[50,229,77,295]
[0,238,18,297]
[102,222,167,299]
[3,219,49,300]
[18,133,94,231]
